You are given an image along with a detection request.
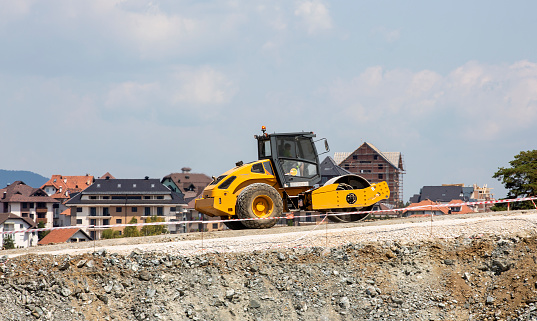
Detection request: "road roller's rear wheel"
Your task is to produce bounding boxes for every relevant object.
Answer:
[236,183,283,229]
[324,176,374,223]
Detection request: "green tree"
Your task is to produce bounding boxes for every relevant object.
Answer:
[37,221,50,241]
[3,235,15,250]
[140,216,167,236]
[492,150,537,210]
[123,217,140,238]
[101,229,121,239]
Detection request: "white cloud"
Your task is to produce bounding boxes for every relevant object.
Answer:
[327,61,537,141]
[170,66,236,105]
[294,0,332,35]
[103,66,236,117]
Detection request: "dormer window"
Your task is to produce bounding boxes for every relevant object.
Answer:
[118,184,121,188]
[133,184,137,188]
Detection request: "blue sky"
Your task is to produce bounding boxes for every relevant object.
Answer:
[2,1,536,201]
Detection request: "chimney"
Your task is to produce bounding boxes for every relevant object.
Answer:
[145,176,149,180]
[2,191,5,199]
[181,167,192,173]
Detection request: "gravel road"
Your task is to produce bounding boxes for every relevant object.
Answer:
[6,209,537,258]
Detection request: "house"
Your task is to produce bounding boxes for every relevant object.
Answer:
[162,168,225,233]
[409,185,469,204]
[0,213,38,248]
[175,197,226,233]
[409,184,495,212]
[38,228,92,245]
[99,172,116,180]
[335,142,404,207]
[403,199,473,217]
[0,181,59,229]
[161,167,213,200]
[41,174,94,226]
[65,177,187,239]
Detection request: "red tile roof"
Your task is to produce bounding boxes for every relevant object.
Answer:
[41,175,94,200]
[38,228,87,245]
[405,199,474,215]
[99,172,116,179]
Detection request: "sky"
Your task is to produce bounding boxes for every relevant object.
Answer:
[1,0,537,202]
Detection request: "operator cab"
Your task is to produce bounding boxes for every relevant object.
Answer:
[256,127,322,188]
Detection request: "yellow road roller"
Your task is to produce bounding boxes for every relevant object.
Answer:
[195,127,389,229]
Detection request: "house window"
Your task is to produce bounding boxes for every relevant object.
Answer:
[132,207,138,212]
[77,207,83,212]
[170,207,176,212]
[90,219,96,225]
[145,207,151,216]
[22,202,28,209]
[103,219,110,225]
[116,207,122,212]
[4,223,14,231]
[344,164,350,170]
[90,207,97,216]
[76,219,82,224]
[156,196,164,200]
[144,196,151,200]
[378,174,383,179]
[90,196,97,200]
[212,223,218,229]
[20,224,24,229]
[29,203,34,208]
[103,196,110,199]
[373,155,378,160]
[157,207,163,216]
[378,164,383,169]
[103,208,110,216]
[352,155,358,160]
[116,219,122,224]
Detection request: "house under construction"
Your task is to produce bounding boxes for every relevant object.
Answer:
[335,142,405,207]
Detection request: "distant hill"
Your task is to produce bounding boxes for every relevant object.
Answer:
[0,170,49,189]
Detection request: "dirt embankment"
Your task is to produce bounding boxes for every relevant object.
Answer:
[2,225,537,320]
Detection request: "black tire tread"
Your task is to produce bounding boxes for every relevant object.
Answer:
[236,183,283,229]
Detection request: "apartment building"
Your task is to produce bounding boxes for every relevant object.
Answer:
[65,177,186,240]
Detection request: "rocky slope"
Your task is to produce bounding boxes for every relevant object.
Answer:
[2,211,537,320]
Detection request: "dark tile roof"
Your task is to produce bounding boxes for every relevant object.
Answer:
[82,178,173,194]
[0,181,59,204]
[65,178,186,206]
[417,186,468,203]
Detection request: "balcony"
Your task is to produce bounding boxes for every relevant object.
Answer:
[36,207,48,214]
[37,217,48,225]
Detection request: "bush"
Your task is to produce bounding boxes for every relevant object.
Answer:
[3,235,15,250]
[140,216,167,236]
[101,229,121,239]
[123,217,140,238]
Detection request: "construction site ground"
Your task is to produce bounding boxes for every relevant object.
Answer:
[2,209,537,320]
